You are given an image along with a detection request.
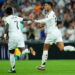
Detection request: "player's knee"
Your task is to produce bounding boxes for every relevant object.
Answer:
[9,50,15,54]
[43,44,51,50]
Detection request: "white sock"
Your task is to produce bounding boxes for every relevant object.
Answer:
[42,50,48,67]
[22,48,30,55]
[10,54,15,71]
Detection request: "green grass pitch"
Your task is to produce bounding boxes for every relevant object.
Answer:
[0,60,75,75]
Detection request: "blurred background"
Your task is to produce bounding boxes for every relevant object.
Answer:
[0,0,75,60]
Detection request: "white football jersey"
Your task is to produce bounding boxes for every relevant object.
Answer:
[5,15,23,37]
[35,10,58,34]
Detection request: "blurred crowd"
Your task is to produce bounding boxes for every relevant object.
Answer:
[0,0,75,43]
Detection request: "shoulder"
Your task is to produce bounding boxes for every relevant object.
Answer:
[5,17,9,23]
[5,15,12,24]
[6,15,12,21]
[51,10,55,15]
[48,10,55,18]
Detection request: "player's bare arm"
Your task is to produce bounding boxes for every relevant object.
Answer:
[4,23,9,43]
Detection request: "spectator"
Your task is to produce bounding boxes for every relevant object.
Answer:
[57,21,66,39]
[40,26,45,40]
[1,1,8,11]
[65,24,75,42]
[23,22,28,41]
[13,7,19,16]
[63,13,72,28]
[22,1,33,16]
[27,22,35,40]
[0,0,5,7]
[0,17,5,41]
[34,1,42,14]
[7,0,19,9]
[34,25,40,40]
[2,12,7,21]
[57,0,65,8]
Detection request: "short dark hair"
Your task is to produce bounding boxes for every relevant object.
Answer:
[5,7,12,15]
[45,2,53,8]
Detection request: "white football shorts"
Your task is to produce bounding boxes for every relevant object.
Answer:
[8,36,25,50]
[45,30,63,45]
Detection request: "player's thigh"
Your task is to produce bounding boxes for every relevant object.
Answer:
[8,39,17,50]
[55,31,64,51]
[17,38,25,51]
[45,34,54,45]
[44,34,54,50]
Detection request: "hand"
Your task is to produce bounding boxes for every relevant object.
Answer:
[4,37,7,43]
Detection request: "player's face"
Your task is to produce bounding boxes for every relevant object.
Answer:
[44,3,51,11]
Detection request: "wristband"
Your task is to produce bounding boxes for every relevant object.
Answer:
[4,34,7,38]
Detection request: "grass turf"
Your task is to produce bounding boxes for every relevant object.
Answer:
[0,60,75,75]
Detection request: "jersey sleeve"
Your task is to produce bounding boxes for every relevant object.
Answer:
[34,13,54,23]
[18,17,23,21]
[4,18,9,26]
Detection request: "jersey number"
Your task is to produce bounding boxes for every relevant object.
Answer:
[14,21,19,29]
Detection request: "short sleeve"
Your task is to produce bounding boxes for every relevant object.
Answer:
[18,17,23,21]
[48,12,54,19]
[4,18,9,26]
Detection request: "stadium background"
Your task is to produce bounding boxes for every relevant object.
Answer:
[0,0,75,60]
